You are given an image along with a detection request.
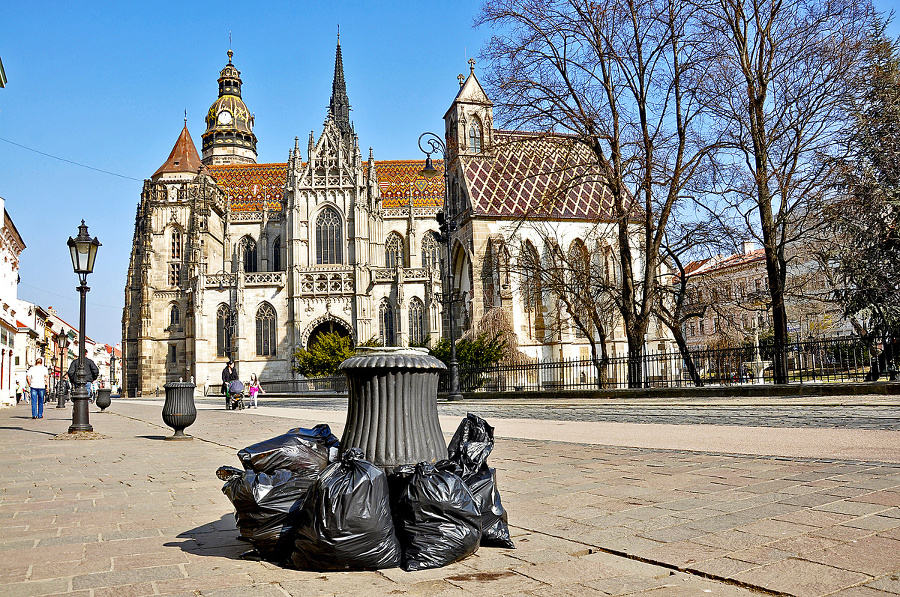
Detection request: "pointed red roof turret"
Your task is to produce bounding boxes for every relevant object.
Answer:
[152,123,202,179]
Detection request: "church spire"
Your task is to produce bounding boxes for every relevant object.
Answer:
[328,31,352,138]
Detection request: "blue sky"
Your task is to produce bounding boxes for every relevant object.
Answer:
[0,1,492,344]
[1,1,897,345]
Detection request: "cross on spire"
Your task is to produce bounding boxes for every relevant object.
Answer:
[468,58,476,73]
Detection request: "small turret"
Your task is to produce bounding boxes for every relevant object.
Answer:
[201,49,258,165]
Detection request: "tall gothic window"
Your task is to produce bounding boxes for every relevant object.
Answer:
[422,231,440,272]
[521,241,544,340]
[272,236,282,272]
[169,304,180,328]
[379,300,396,347]
[316,207,343,265]
[385,233,404,269]
[216,304,233,358]
[241,236,258,273]
[168,263,181,287]
[469,122,482,153]
[170,227,182,260]
[255,302,276,356]
[409,298,425,346]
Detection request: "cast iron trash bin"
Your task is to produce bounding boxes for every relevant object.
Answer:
[162,381,197,441]
[95,388,112,411]
[338,347,447,470]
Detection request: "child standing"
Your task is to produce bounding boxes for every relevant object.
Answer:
[248,373,264,408]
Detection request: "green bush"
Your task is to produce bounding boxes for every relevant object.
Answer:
[292,332,356,377]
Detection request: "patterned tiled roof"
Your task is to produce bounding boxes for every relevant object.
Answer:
[206,163,287,212]
[375,160,444,210]
[462,131,616,220]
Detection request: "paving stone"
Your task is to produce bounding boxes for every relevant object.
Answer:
[733,558,871,596]
[805,535,900,577]
[868,572,900,594]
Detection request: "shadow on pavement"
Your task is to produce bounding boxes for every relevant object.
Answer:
[136,435,171,441]
[166,514,246,560]
[0,425,60,436]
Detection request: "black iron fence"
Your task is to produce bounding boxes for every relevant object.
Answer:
[437,336,886,392]
[262,375,347,394]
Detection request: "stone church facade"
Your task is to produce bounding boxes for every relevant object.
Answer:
[123,42,669,397]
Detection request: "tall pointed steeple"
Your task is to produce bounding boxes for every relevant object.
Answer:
[328,31,352,140]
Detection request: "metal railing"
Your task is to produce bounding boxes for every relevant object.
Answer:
[437,336,884,392]
[262,375,347,394]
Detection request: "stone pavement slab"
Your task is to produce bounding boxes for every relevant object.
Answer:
[2,398,900,595]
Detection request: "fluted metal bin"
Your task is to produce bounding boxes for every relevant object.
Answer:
[95,388,112,411]
[162,381,197,441]
[338,347,447,470]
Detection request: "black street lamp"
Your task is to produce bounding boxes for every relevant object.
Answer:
[56,332,70,408]
[67,221,100,433]
[419,132,463,401]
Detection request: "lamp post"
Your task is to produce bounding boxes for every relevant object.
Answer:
[418,132,462,401]
[56,332,70,408]
[67,221,101,433]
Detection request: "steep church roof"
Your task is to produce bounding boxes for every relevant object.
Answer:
[152,123,202,179]
[460,130,616,220]
[206,163,287,212]
[375,160,444,209]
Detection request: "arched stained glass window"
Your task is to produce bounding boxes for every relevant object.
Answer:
[409,298,425,346]
[316,207,343,265]
[469,123,482,154]
[385,233,404,269]
[379,300,396,347]
[272,236,282,272]
[422,231,440,272]
[255,303,276,356]
[241,236,258,273]
[216,304,233,358]
[170,227,182,260]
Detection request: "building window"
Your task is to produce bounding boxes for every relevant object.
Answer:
[316,207,343,265]
[168,344,177,368]
[168,263,181,287]
[385,233,404,269]
[272,236,282,272]
[379,300,396,347]
[216,304,233,358]
[169,304,180,328]
[469,123,482,154]
[255,303,276,356]
[521,241,544,340]
[170,228,182,260]
[422,231,440,271]
[241,236,258,273]
[699,320,705,335]
[409,298,425,345]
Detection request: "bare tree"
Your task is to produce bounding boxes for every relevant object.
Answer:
[478,0,720,387]
[695,0,877,383]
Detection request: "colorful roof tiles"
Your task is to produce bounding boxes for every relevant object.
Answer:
[462,131,616,220]
[375,160,444,210]
[206,163,287,212]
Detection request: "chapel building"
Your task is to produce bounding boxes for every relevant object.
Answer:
[123,42,669,397]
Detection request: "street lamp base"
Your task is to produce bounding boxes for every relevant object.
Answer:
[68,423,94,433]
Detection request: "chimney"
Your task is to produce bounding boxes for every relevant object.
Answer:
[743,241,756,255]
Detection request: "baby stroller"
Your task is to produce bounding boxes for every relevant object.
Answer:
[226,380,245,410]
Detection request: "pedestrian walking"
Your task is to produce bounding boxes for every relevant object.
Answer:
[15,380,22,404]
[26,358,49,419]
[67,351,100,402]
[248,373,264,408]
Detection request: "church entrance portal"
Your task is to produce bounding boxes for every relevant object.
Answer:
[307,320,351,350]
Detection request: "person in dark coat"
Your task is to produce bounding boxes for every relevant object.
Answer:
[67,351,100,402]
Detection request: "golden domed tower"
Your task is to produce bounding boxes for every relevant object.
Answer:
[201,50,258,165]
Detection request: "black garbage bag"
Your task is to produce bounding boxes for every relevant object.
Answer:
[291,448,401,571]
[393,462,481,571]
[238,424,340,475]
[447,413,495,478]
[217,465,313,561]
[445,415,514,548]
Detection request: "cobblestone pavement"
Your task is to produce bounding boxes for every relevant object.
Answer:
[2,398,900,596]
[199,394,900,431]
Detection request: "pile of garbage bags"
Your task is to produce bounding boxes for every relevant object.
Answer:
[216,415,513,571]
